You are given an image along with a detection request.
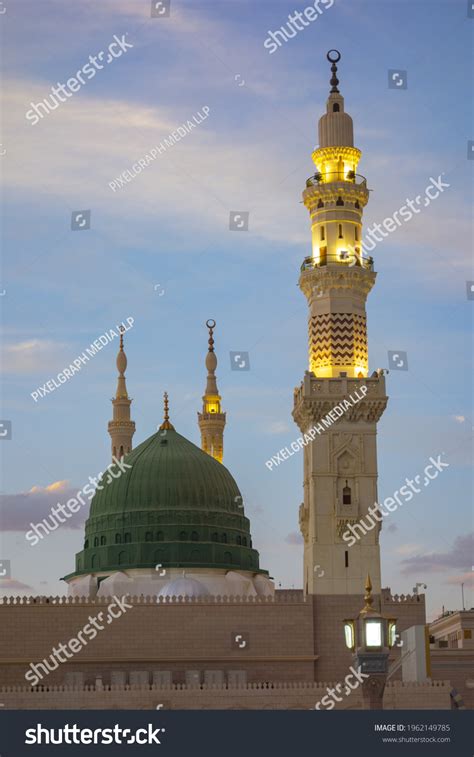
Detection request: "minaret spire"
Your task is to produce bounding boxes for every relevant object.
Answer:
[108,328,135,460]
[198,319,226,463]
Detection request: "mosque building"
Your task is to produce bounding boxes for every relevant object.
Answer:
[0,51,471,711]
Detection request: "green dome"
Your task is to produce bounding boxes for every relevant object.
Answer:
[69,429,265,577]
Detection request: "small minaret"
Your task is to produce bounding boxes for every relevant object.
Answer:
[198,319,226,463]
[108,329,135,460]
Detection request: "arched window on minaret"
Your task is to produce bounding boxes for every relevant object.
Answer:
[115,533,122,544]
[320,226,325,241]
[338,223,343,238]
[333,102,340,112]
[100,536,106,546]
[336,197,344,206]
[119,445,124,459]
[343,481,352,505]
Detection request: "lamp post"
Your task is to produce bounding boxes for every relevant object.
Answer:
[343,574,397,710]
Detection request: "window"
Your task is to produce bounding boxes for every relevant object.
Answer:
[320,226,325,241]
[355,200,360,209]
[317,199,324,208]
[118,551,127,566]
[145,531,153,542]
[355,227,359,241]
[157,531,164,541]
[124,533,131,543]
[191,531,198,541]
[236,535,241,545]
[100,536,106,546]
[93,537,99,547]
[115,534,122,544]
[119,445,124,458]
[84,539,89,549]
[345,551,349,568]
[91,554,99,569]
[338,224,343,238]
[179,531,187,541]
[336,196,344,206]
[221,533,227,543]
[242,537,247,547]
[343,482,352,505]
[211,532,218,542]
[333,103,340,112]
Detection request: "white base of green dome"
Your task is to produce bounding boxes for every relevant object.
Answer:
[66,568,274,599]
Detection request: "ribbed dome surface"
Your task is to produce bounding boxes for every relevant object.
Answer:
[89,429,242,515]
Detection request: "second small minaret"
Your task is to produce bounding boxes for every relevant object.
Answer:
[108,330,135,460]
[198,319,226,463]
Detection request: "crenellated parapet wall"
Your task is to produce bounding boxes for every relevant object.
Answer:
[0,680,451,710]
[0,591,306,606]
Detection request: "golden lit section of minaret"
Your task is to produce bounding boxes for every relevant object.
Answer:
[300,50,375,379]
[198,319,226,463]
[108,329,135,460]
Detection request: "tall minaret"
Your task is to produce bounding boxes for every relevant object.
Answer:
[293,51,388,598]
[198,319,226,463]
[108,330,135,460]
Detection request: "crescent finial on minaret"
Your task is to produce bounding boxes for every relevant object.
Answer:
[327,49,341,93]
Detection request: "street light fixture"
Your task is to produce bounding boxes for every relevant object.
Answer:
[343,574,398,709]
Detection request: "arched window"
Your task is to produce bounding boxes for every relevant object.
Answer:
[345,550,349,568]
[115,534,122,544]
[119,445,124,458]
[179,531,187,541]
[355,200,360,209]
[242,537,247,547]
[157,531,164,541]
[343,481,352,505]
[221,533,227,543]
[338,224,343,239]
[317,199,324,208]
[94,537,99,547]
[355,227,359,241]
[191,531,198,541]
[100,535,106,546]
[333,103,340,112]
[236,535,241,545]
[211,532,218,542]
[124,533,131,543]
[84,539,89,549]
[336,196,344,206]
[320,225,325,241]
[145,531,152,542]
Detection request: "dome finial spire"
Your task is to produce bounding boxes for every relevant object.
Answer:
[327,49,341,94]
[160,391,174,431]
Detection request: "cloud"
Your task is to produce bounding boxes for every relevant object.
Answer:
[1,339,69,375]
[285,531,303,546]
[445,571,474,588]
[266,421,291,434]
[399,533,473,575]
[0,481,87,532]
[0,578,34,592]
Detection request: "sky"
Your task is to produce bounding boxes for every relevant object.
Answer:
[0,0,472,622]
